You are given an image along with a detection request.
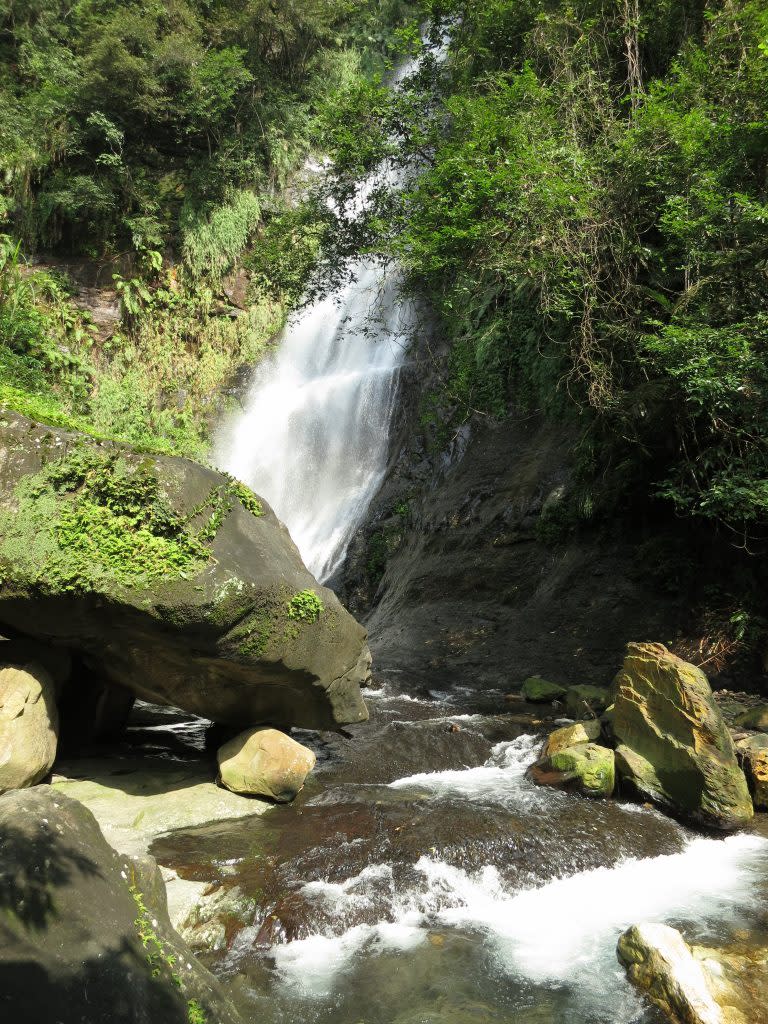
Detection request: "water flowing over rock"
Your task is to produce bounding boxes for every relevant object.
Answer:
[213,52,435,583]
[612,643,753,830]
[216,265,412,582]
[0,412,369,731]
[0,662,58,792]
[0,786,242,1024]
[618,923,724,1024]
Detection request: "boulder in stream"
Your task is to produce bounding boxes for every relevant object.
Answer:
[612,643,753,830]
[0,662,58,793]
[217,726,316,801]
[543,719,602,756]
[0,411,370,731]
[529,741,615,797]
[0,786,242,1024]
[618,923,724,1024]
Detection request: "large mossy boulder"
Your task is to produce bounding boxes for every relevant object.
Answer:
[217,726,316,801]
[0,663,58,793]
[612,643,752,830]
[0,412,369,731]
[529,742,615,798]
[0,786,242,1024]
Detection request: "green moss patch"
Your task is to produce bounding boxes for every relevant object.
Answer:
[1,448,200,592]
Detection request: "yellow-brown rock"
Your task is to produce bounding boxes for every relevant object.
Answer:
[735,733,768,810]
[612,643,753,830]
[0,663,58,793]
[217,726,316,802]
[543,719,601,757]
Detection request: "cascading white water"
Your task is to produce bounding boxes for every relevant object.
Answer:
[215,262,412,582]
[215,53,428,582]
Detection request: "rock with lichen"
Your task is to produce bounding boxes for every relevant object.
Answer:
[611,642,752,830]
[529,741,615,797]
[0,411,369,731]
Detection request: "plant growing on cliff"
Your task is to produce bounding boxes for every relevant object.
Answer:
[287,590,324,623]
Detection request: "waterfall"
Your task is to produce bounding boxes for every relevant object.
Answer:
[214,54,427,583]
[216,263,412,582]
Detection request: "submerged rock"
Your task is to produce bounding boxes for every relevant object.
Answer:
[176,883,259,952]
[612,643,752,830]
[529,741,615,797]
[521,675,566,703]
[618,923,723,1024]
[0,411,370,731]
[0,663,58,792]
[564,684,610,719]
[0,786,242,1024]
[217,726,316,802]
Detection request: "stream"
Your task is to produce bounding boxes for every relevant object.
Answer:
[149,683,768,1024]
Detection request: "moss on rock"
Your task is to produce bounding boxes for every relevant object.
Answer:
[521,675,566,703]
[0,411,370,731]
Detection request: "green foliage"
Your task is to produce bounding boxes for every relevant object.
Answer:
[227,479,264,519]
[129,877,207,1022]
[129,881,181,985]
[0,446,245,594]
[182,191,262,285]
[286,589,324,623]
[321,0,768,540]
[187,1001,207,1024]
[0,0,420,458]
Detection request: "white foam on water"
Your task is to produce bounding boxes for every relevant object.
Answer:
[271,914,426,998]
[271,832,768,1016]
[387,734,545,806]
[268,730,768,1018]
[420,832,768,976]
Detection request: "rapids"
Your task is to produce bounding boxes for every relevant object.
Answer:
[150,685,768,1024]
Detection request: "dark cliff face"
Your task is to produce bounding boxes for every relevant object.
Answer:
[337,351,692,693]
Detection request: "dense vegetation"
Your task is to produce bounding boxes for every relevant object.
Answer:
[0,0,416,454]
[319,0,768,551]
[1,0,767,657]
